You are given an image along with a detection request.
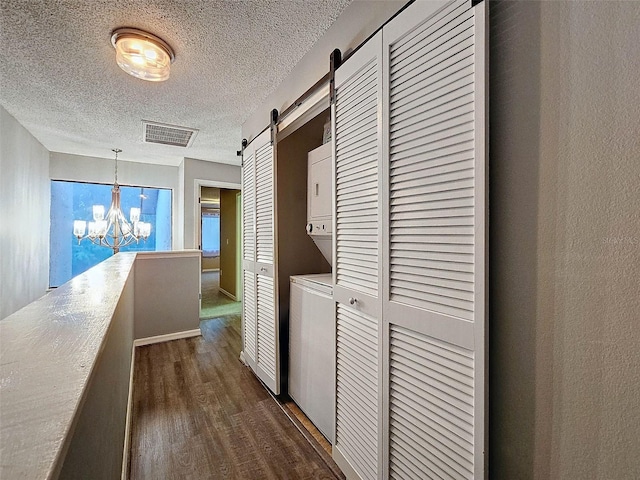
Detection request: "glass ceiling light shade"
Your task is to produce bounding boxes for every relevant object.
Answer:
[111,28,175,82]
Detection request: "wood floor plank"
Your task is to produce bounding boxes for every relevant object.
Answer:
[129,314,344,479]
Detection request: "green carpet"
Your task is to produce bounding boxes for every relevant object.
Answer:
[200,271,242,319]
[201,302,242,319]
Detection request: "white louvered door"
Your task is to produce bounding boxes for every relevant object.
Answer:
[242,147,257,370]
[382,1,488,478]
[332,32,383,480]
[254,131,279,394]
[242,128,279,394]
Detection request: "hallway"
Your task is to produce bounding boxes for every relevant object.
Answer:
[200,271,242,319]
[128,315,343,479]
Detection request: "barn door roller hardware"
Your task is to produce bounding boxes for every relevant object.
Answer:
[270,109,279,145]
[329,48,342,104]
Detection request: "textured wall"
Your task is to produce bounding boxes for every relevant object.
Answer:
[0,106,50,319]
[182,157,241,249]
[220,189,240,298]
[50,151,179,189]
[490,1,640,478]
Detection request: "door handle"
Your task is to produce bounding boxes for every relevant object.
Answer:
[349,297,357,306]
[260,267,267,273]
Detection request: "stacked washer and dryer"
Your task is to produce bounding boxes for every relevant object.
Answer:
[288,142,335,443]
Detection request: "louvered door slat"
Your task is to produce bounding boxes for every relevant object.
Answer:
[391,24,474,85]
[390,0,468,58]
[336,94,377,125]
[389,127,474,160]
[389,24,475,317]
[389,324,475,480]
[336,62,377,104]
[390,110,475,148]
[392,171,474,196]
[336,172,378,192]
[336,140,378,164]
[242,152,255,262]
[255,142,274,265]
[257,274,276,382]
[383,1,487,479]
[390,0,471,68]
[391,92,473,135]
[335,48,380,304]
[242,270,256,366]
[391,395,472,452]
[391,82,474,127]
[335,304,379,480]
[389,213,474,228]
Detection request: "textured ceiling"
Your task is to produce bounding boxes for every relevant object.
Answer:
[0,0,351,166]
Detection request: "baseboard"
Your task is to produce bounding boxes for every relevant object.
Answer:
[121,344,136,480]
[201,268,220,272]
[133,328,201,347]
[332,444,362,480]
[239,350,246,365]
[219,287,237,301]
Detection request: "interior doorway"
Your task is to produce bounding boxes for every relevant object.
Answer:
[199,186,242,319]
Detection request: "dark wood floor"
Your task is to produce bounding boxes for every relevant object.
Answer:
[129,314,344,479]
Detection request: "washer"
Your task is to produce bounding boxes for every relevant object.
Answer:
[288,273,334,443]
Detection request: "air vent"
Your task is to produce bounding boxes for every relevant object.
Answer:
[142,120,198,147]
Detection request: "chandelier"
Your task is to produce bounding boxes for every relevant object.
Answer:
[73,149,151,254]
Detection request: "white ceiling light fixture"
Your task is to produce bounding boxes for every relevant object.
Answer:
[111,27,175,82]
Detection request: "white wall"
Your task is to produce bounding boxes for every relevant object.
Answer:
[490,1,640,478]
[242,0,403,141]
[0,106,50,319]
[176,160,185,249]
[133,251,200,339]
[50,151,180,250]
[181,157,241,249]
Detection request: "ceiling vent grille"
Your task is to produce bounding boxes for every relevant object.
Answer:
[142,120,198,147]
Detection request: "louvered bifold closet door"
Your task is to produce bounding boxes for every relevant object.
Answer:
[382,1,488,479]
[332,32,383,480]
[242,148,257,369]
[253,128,279,394]
[255,141,274,265]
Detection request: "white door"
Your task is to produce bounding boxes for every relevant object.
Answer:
[332,32,383,480]
[242,146,257,370]
[242,128,279,394]
[254,132,279,393]
[382,0,488,478]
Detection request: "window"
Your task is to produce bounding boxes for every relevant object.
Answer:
[49,180,172,287]
[201,210,220,257]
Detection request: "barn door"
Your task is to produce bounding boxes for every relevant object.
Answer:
[242,143,257,370]
[242,128,279,393]
[382,0,488,478]
[332,32,383,480]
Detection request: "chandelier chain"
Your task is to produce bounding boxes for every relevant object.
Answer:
[113,148,122,185]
